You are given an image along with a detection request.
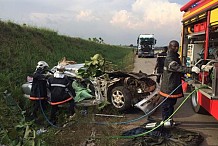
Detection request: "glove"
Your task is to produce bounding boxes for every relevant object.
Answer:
[191,66,200,74]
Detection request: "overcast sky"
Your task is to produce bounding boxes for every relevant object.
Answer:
[0,0,190,46]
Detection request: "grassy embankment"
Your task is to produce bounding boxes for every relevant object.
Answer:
[0,20,134,145]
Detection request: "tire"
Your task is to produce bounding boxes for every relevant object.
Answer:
[109,86,132,111]
[191,89,208,114]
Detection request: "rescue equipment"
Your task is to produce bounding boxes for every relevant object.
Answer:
[145,119,176,129]
[96,84,208,139]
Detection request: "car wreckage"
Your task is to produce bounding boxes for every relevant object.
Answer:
[22,56,161,114]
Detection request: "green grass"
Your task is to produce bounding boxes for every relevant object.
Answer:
[0,20,134,145]
[0,20,134,96]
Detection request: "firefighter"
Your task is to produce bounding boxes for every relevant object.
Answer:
[159,40,200,126]
[47,64,76,125]
[29,61,49,120]
[153,46,168,84]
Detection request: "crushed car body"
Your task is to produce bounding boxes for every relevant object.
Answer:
[22,56,161,114]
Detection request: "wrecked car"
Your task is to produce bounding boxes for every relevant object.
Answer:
[90,71,160,113]
[22,66,160,114]
[22,55,161,114]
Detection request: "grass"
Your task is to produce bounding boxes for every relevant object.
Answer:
[43,108,122,145]
[0,20,135,145]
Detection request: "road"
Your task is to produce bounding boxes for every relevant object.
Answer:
[131,56,218,146]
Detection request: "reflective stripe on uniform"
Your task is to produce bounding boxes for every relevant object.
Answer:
[29,96,46,100]
[49,97,73,105]
[50,84,67,87]
[164,61,178,71]
[157,55,166,58]
[159,91,183,98]
[168,61,177,69]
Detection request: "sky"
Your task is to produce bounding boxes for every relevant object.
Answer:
[0,0,190,46]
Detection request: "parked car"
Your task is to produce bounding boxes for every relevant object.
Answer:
[22,63,160,114]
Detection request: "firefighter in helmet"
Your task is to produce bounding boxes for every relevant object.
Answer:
[47,64,76,125]
[29,61,49,120]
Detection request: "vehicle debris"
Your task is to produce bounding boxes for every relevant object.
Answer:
[22,54,160,114]
[95,114,125,118]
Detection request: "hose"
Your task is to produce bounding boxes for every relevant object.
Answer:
[93,79,189,125]
[38,80,76,129]
[104,84,208,139]
[37,85,60,128]
[39,99,60,128]
[38,75,197,129]
[39,81,181,128]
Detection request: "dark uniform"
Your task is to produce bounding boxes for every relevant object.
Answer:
[29,67,48,118]
[154,50,167,83]
[159,51,192,121]
[47,72,76,124]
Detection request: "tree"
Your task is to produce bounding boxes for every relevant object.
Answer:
[99,37,104,44]
[92,37,99,43]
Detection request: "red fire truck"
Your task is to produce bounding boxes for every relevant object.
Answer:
[180,0,218,120]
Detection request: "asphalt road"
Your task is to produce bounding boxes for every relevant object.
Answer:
[131,56,218,146]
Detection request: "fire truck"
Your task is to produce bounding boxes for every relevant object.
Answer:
[180,0,218,120]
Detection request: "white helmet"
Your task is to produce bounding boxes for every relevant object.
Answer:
[36,61,49,69]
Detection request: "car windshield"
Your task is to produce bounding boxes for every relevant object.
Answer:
[140,38,154,45]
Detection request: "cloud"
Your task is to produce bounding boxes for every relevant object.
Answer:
[109,0,183,45]
[29,13,72,25]
[0,0,186,45]
[111,0,182,29]
[110,10,129,26]
[76,10,99,21]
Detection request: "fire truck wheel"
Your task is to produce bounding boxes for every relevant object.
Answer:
[110,86,132,112]
[191,90,208,114]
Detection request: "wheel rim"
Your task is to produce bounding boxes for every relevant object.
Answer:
[111,90,125,108]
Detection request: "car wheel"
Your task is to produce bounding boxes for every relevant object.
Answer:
[191,90,208,114]
[110,86,132,111]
